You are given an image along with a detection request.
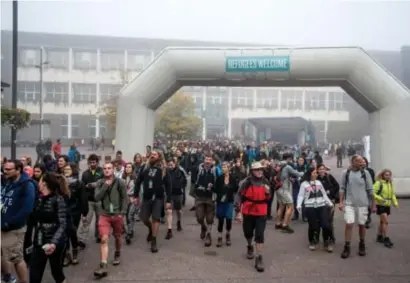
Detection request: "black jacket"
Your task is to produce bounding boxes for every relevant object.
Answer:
[214,174,238,203]
[66,176,88,217]
[231,166,246,187]
[169,167,187,196]
[178,153,191,173]
[135,163,172,202]
[81,167,104,201]
[32,194,67,247]
[317,173,340,203]
[194,163,217,200]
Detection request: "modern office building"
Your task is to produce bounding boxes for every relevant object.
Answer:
[1,31,408,145]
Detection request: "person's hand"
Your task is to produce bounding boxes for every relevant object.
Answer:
[338,202,344,212]
[81,215,87,223]
[45,244,56,255]
[235,212,242,223]
[165,202,172,210]
[264,185,270,194]
[296,206,302,215]
[372,205,377,214]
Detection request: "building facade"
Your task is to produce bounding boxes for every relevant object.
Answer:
[1,31,408,145]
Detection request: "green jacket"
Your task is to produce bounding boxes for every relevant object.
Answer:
[94,178,128,216]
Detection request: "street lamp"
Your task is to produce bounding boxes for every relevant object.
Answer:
[34,46,49,141]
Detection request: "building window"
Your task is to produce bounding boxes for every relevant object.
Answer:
[71,117,80,138]
[282,89,303,110]
[73,50,97,70]
[72,83,97,104]
[100,51,124,71]
[17,81,40,103]
[19,47,40,67]
[232,88,253,109]
[127,50,152,71]
[256,88,279,109]
[329,91,345,111]
[61,115,69,138]
[99,84,122,104]
[207,87,222,105]
[89,117,97,138]
[44,82,69,104]
[45,48,69,69]
[305,90,327,111]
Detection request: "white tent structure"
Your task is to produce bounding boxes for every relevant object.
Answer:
[117,47,410,196]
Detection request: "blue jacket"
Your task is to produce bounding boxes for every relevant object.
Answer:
[68,148,79,163]
[1,172,36,231]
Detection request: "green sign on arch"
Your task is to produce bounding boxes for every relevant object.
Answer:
[225,56,290,72]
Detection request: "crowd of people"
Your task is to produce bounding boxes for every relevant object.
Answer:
[0,139,399,282]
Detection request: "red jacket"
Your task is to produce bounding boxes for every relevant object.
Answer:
[239,176,270,216]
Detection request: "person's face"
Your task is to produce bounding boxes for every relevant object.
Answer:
[383,171,392,181]
[352,156,364,168]
[125,164,133,174]
[116,153,122,159]
[134,156,141,163]
[176,150,182,157]
[235,160,241,167]
[89,160,97,169]
[204,156,213,166]
[252,168,263,178]
[146,146,151,153]
[318,166,326,176]
[311,169,318,180]
[20,157,27,167]
[150,151,159,161]
[103,163,114,177]
[311,160,317,168]
[222,164,229,174]
[33,168,42,179]
[63,165,72,177]
[298,157,304,166]
[115,162,122,170]
[167,161,176,169]
[57,158,66,168]
[3,162,19,179]
[274,165,281,173]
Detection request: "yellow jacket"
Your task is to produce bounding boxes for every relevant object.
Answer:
[373,180,399,208]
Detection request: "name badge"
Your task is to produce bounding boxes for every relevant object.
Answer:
[148,180,153,189]
[109,203,114,213]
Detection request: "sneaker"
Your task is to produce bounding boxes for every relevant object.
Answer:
[324,241,333,253]
[225,233,231,246]
[125,234,132,245]
[377,235,384,243]
[151,237,158,253]
[308,243,316,251]
[274,224,282,230]
[77,241,86,250]
[254,255,265,272]
[358,242,366,256]
[94,262,108,278]
[146,230,153,242]
[281,225,294,234]
[200,225,207,240]
[341,245,350,259]
[63,253,72,267]
[204,233,212,247]
[177,221,182,231]
[246,245,255,259]
[112,251,121,265]
[216,236,223,247]
[384,237,394,248]
[2,274,17,283]
[165,229,173,240]
[71,248,79,265]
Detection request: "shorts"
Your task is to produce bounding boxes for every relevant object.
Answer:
[195,199,215,225]
[1,226,26,263]
[242,215,266,244]
[171,195,183,211]
[344,205,368,225]
[276,188,293,205]
[216,202,234,220]
[98,215,124,237]
[139,199,163,222]
[376,205,391,216]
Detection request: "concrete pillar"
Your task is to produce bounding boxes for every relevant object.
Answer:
[297,130,306,146]
[227,88,232,139]
[253,89,257,109]
[67,113,72,139]
[68,48,73,106]
[202,88,207,140]
[96,116,100,138]
[278,88,282,111]
[302,89,306,111]
[96,48,101,72]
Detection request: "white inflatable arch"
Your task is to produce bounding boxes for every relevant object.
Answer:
[117,47,410,196]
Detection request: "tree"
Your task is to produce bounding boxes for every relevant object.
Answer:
[1,106,31,130]
[155,91,202,139]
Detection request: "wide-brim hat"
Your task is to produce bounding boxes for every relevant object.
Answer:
[250,162,265,170]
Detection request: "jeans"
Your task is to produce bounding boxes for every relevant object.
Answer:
[305,206,330,244]
[126,202,139,235]
[29,244,66,283]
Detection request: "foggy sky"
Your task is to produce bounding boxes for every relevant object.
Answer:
[1,0,410,50]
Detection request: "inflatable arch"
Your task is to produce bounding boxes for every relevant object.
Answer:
[117,47,410,196]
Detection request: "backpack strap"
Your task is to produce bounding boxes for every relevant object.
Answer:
[344,169,350,199]
[376,181,383,195]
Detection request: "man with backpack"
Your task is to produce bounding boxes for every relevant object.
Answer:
[339,155,375,259]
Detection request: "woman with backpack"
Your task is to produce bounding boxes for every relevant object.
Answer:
[122,162,138,244]
[373,169,398,248]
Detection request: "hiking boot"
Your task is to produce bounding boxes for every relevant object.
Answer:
[177,221,182,231]
[112,251,121,266]
[125,234,132,245]
[341,245,350,259]
[63,253,72,267]
[358,241,366,256]
[377,235,384,243]
[71,248,79,265]
[246,245,255,259]
[94,262,108,278]
[150,237,158,253]
[146,230,153,242]
[225,233,231,246]
[254,255,265,272]
[204,233,212,247]
[216,237,223,247]
[274,224,282,230]
[308,243,316,251]
[165,229,173,240]
[281,225,294,234]
[77,241,86,250]
[200,225,207,240]
[384,237,394,248]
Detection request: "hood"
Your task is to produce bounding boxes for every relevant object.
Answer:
[5,172,30,190]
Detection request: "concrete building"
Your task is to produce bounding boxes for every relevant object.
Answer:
[1,31,408,145]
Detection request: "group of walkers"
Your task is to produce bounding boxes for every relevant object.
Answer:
[1,139,400,282]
